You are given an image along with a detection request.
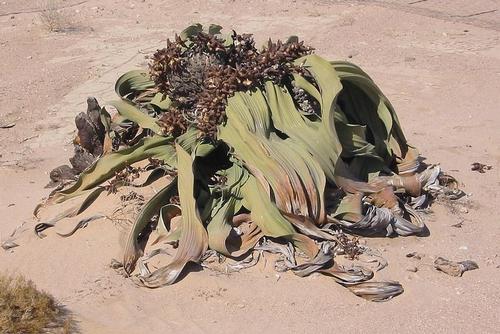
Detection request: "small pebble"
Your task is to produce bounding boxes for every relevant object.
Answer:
[459,246,468,250]
[347,51,358,58]
[406,252,423,260]
[406,266,418,272]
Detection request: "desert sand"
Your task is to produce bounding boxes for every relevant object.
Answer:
[1,0,499,333]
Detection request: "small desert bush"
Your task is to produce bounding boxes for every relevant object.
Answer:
[0,273,72,334]
[38,1,74,33]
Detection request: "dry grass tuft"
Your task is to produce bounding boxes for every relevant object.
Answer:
[38,1,75,33]
[0,273,74,334]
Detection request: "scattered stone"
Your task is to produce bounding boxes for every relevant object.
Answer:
[451,222,463,228]
[109,258,123,269]
[471,162,492,173]
[347,51,358,58]
[434,257,478,277]
[109,259,127,277]
[19,134,38,143]
[47,165,78,187]
[406,266,418,272]
[406,252,424,260]
[0,122,15,128]
[1,240,19,250]
[459,246,468,250]
[459,206,469,214]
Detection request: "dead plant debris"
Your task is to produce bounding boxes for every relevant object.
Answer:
[406,252,424,260]
[471,162,492,173]
[434,257,478,277]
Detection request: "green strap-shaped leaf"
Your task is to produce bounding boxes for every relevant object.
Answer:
[52,136,174,203]
[33,187,107,233]
[241,175,319,258]
[264,81,337,182]
[115,70,155,99]
[241,176,295,237]
[104,100,164,135]
[156,204,181,238]
[296,55,343,142]
[220,90,325,222]
[150,93,172,111]
[206,163,261,257]
[208,24,223,35]
[175,126,205,154]
[123,177,179,273]
[331,60,412,164]
[139,143,208,287]
[180,23,203,41]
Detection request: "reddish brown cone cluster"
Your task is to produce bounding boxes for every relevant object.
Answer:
[150,29,313,138]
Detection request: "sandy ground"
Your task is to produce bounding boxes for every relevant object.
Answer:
[1,0,499,333]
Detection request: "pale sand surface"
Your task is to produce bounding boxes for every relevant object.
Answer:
[1,1,499,333]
